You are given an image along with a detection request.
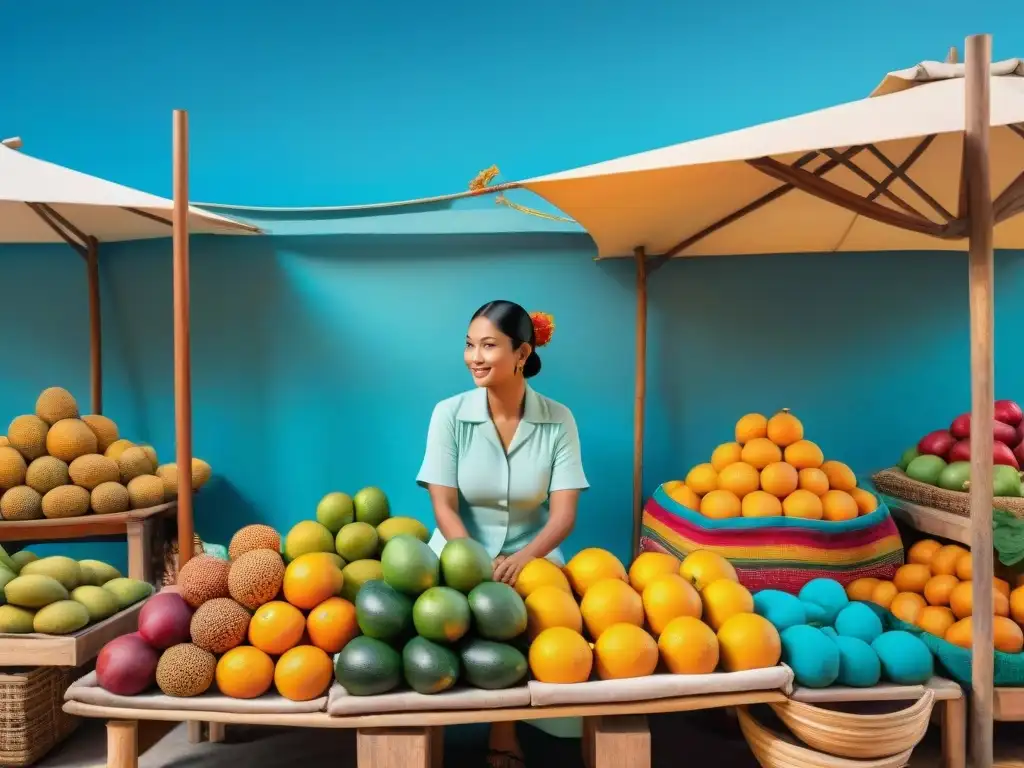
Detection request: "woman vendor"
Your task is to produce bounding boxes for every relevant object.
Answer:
[417,300,589,768]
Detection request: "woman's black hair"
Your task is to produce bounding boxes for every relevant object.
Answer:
[471,300,542,378]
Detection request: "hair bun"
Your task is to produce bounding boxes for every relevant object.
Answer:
[530,312,555,347]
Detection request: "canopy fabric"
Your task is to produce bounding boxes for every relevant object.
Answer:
[0,144,259,245]
[518,59,1024,259]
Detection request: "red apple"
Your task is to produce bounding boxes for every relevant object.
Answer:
[994,441,1021,469]
[919,430,957,457]
[948,439,971,462]
[995,421,1020,447]
[995,399,1024,427]
[946,413,1018,446]
[950,413,971,440]
[1014,440,1024,468]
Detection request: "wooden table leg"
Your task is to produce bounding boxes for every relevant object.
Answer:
[107,720,138,768]
[593,715,650,768]
[357,728,431,768]
[126,518,155,583]
[581,716,598,768]
[208,722,226,743]
[427,726,443,768]
[187,721,203,744]
[942,697,967,768]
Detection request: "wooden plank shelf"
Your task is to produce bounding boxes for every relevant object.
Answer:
[0,601,144,667]
[887,499,971,546]
[0,502,176,543]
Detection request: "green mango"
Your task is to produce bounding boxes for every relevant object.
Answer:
[898,447,921,472]
[993,465,1023,497]
[938,461,971,492]
[906,455,947,486]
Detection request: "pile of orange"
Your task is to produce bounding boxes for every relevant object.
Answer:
[522,548,781,685]
[846,538,1024,654]
[212,549,357,701]
[664,409,879,522]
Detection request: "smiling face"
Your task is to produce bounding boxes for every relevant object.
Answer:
[465,316,529,388]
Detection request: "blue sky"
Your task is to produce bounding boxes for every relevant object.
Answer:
[2,0,1017,207]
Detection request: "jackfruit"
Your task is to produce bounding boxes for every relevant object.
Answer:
[6,415,48,461]
[227,549,285,609]
[81,414,119,453]
[35,387,79,425]
[21,556,82,590]
[117,447,153,484]
[228,524,281,560]
[91,482,130,515]
[34,600,90,634]
[25,456,69,495]
[0,486,43,521]
[41,486,90,519]
[126,474,164,509]
[104,439,134,461]
[156,643,216,697]
[177,555,230,608]
[0,447,27,489]
[45,419,97,463]
[189,597,250,653]
[69,454,119,490]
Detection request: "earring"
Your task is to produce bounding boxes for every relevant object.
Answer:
[515,363,523,376]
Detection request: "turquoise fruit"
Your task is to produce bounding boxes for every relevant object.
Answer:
[752,589,807,632]
[832,635,881,687]
[781,625,840,689]
[834,602,884,644]
[871,631,934,685]
[798,578,849,626]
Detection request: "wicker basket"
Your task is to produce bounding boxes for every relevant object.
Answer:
[161,532,205,587]
[768,690,933,760]
[736,706,914,768]
[0,666,81,766]
[872,467,1024,518]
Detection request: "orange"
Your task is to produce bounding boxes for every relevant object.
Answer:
[997,591,1010,617]
[662,481,701,511]
[741,490,782,518]
[684,464,718,496]
[889,592,926,624]
[916,605,956,638]
[948,581,973,619]
[564,548,627,597]
[740,438,782,470]
[680,550,738,591]
[274,645,334,701]
[580,578,644,639]
[525,585,583,639]
[283,553,345,610]
[821,461,856,492]
[1011,585,1024,623]
[870,580,898,609]
[850,487,879,515]
[515,557,572,598]
[798,468,829,496]
[700,490,741,520]
[216,646,275,699]
[995,616,1024,653]
[892,564,932,594]
[248,601,306,655]
[996,578,1012,599]
[735,413,768,445]
[845,577,881,602]
[923,575,959,607]
[701,578,754,632]
[781,489,823,520]
[594,623,658,680]
[642,573,702,636]
[760,462,798,498]
[766,409,804,447]
[717,462,760,498]
[710,442,743,472]
[658,616,719,674]
[821,490,858,522]
[529,627,593,683]
[716,613,782,672]
[785,440,824,470]
[628,551,682,593]
[930,545,968,577]
[944,617,972,649]
[306,597,359,654]
[907,539,942,566]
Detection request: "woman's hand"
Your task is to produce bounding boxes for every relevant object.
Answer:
[493,552,532,587]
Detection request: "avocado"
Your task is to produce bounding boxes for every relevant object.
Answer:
[355,579,414,642]
[380,535,439,596]
[467,582,528,641]
[412,586,471,643]
[439,538,492,594]
[402,636,460,694]
[334,635,402,696]
[905,455,947,486]
[938,461,971,492]
[458,638,528,690]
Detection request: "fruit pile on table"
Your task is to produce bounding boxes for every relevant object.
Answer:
[0,386,212,520]
[900,399,1024,495]
[846,538,1024,654]
[670,409,879,521]
[0,545,152,634]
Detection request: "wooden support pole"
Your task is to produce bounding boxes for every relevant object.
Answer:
[964,32,995,768]
[87,237,102,414]
[947,46,959,64]
[172,110,195,570]
[632,246,648,556]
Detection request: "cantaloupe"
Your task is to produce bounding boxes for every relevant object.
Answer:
[45,419,97,463]
[117,447,153,484]
[41,486,90,519]
[35,387,79,425]
[69,454,120,490]
[0,447,27,489]
[0,486,43,521]
[90,482,130,515]
[104,439,134,462]
[81,415,119,453]
[126,475,164,509]
[25,456,70,495]
[6,415,48,460]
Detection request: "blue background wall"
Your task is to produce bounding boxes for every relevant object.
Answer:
[2,1,1023,571]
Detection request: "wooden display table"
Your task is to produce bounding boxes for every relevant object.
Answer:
[887,499,972,546]
[64,689,786,768]
[0,602,144,667]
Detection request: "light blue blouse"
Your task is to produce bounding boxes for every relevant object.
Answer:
[416,385,589,566]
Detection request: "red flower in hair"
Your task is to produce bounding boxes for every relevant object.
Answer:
[530,312,555,347]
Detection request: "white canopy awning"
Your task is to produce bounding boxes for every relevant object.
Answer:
[519,59,1024,258]
[0,143,260,246]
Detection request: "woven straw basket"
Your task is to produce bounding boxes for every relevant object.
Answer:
[161,533,205,587]
[769,690,934,760]
[0,667,80,766]
[872,467,1024,518]
[736,707,914,768]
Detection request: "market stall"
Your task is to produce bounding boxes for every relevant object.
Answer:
[509,33,1020,768]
